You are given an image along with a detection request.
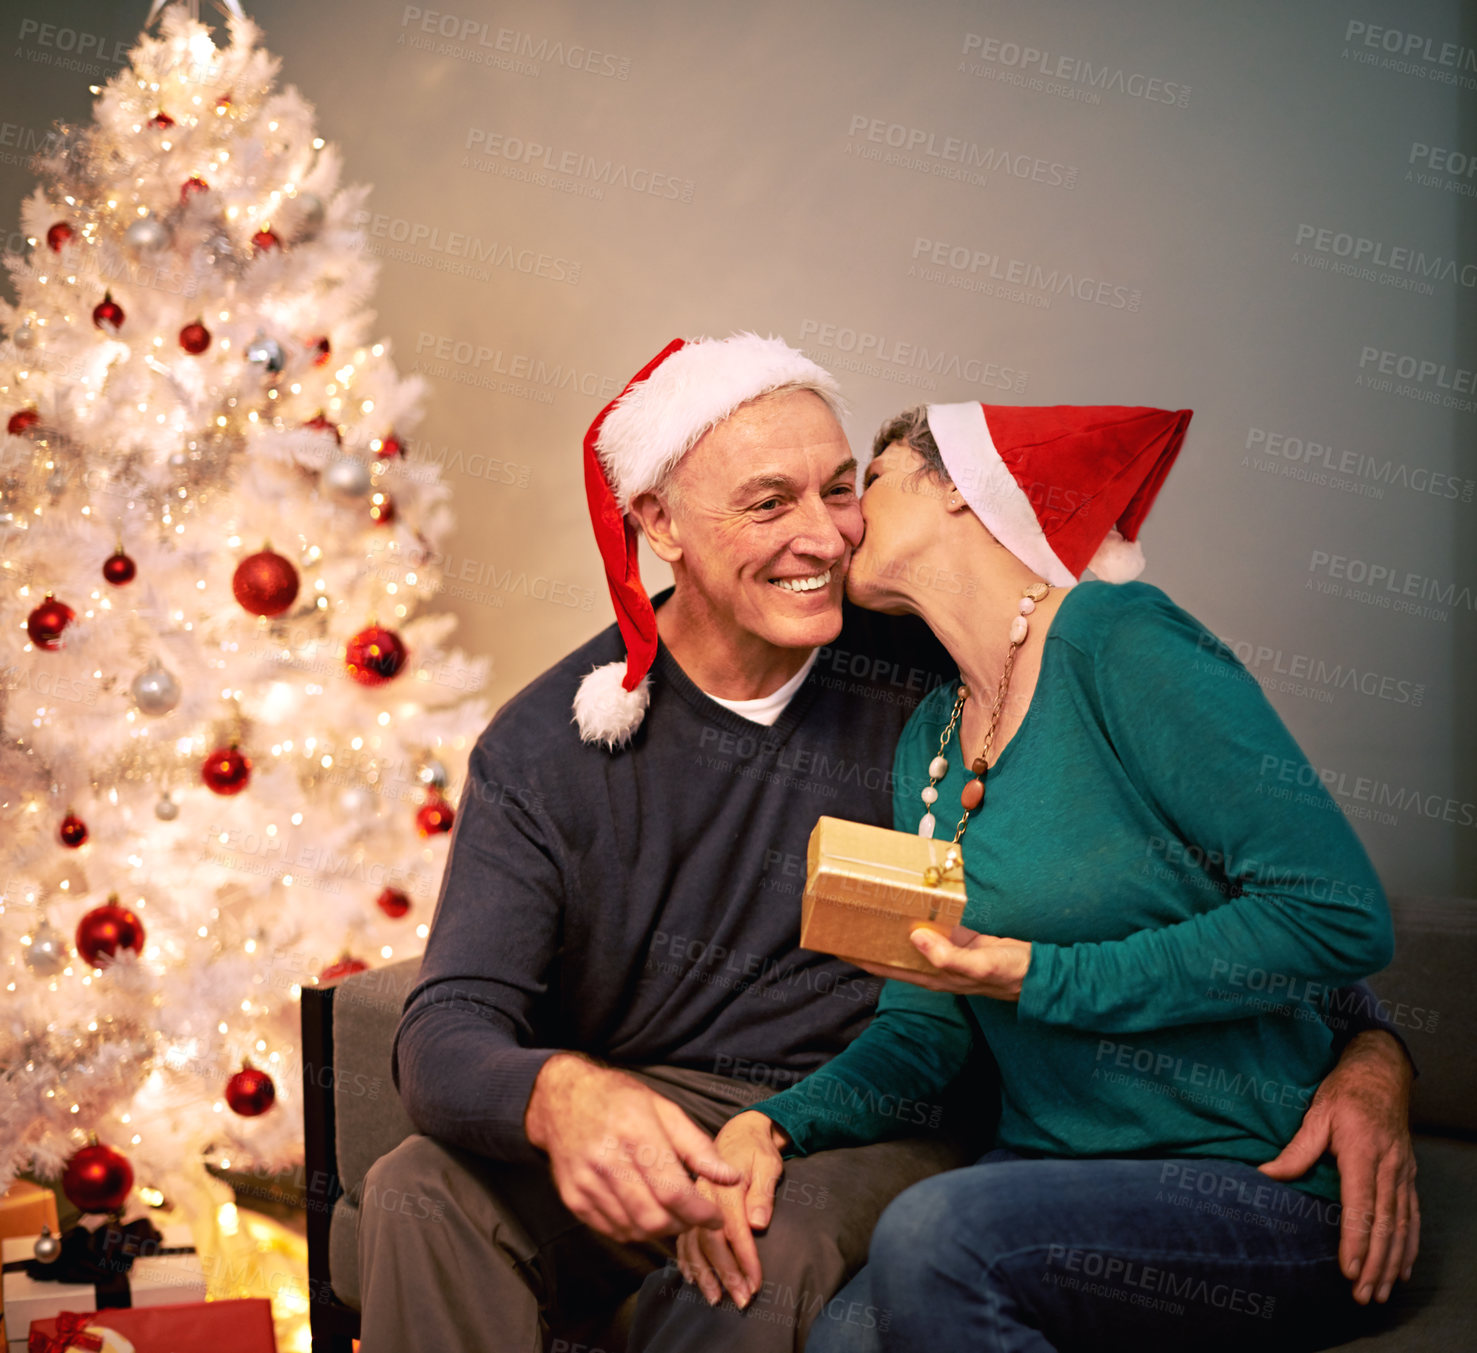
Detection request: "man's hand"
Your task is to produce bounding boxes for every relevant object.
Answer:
[1259,1031,1418,1304]
[524,1054,740,1243]
[675,1111,789,1309]
[854,924,1031,1000]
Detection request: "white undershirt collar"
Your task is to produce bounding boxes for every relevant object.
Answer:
[702,650,819,726]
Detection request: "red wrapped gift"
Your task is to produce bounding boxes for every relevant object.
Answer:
[25,1299,276,1353]
[27,1311,108,1351]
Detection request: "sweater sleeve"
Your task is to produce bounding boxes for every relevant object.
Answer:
[1324,981,1417,1073]
[758,686,975,1155]
[391,732,566,1163]
[1019,594,1395,1033]
[756,979,975,1155]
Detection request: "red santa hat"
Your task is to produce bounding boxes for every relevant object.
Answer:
[575,333,843,749]
[924,402,1193,585]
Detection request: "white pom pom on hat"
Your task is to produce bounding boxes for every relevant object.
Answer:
[575,333,842,749]
[1084,528,1147,584]
[571,660,651,752]
[923,401,1193,585]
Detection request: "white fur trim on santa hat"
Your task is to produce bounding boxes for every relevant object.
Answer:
[926,402,1077,587]
[1085,528,1146,582]
[596,333,844,511]
[573,661,652,749]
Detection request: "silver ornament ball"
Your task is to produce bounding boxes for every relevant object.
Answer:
[154,794,179,821]
[12,323,37,350]
[245,334,285,375]
[323,455,371,500]
[131,661,182,716]
[292,192,326,240]
[204,229,235,264]
[32,1226,62,1263]
[418,759,449,791]
[23,920,68,977]
[338,784,375,817]
[124,216,169,254]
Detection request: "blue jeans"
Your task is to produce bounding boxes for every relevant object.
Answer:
[807,1150,1372,1353]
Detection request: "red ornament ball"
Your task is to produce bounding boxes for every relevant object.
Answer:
[302,412,341,443]
[251,228,281,253]
[415,792,455,838]
[202,745,252,795]
[92,292,125,333]
[7,407,40,436]
[27,596,75,650]
[225,1065,276,1117]
[345,624,407,686]
[59,812,88,848]
[374,432,404,459]
[308,335,331,367]
[232,548,299,617]
[216,92,233,111]
[76,898,145,967]
[103,549,137,586]
[46,221,73,252]
[180,176,209,202]
[179,320,211,354]
[376,886,411,919]
[319,954,369,983]
[62,1143,134,1215]
[368,491,396,526]
[148,110,175,128]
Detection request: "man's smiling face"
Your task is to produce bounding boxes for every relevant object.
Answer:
[661,389,862,652]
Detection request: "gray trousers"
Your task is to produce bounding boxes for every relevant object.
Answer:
[356,1066,972,1352]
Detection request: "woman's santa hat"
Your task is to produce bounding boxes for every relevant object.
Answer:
[924,402,1193,586]
[575,333,844,749]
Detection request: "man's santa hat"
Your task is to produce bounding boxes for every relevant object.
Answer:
[924,402,1193,587]
[575,333,844,749]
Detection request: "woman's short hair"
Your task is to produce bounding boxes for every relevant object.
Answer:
[873,405,948,485]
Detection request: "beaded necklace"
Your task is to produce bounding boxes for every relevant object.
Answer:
[917,581,1051,842]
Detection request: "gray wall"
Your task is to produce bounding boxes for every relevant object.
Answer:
[4,0,1473,896]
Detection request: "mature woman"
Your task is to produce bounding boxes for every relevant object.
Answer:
[682,401,1399,1351]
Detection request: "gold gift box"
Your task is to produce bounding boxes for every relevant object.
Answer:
[0,1180,60,1343]
[800,816,967,973]
[0,1182,58,1242]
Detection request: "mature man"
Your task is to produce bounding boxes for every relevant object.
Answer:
[357,334,1416,1352]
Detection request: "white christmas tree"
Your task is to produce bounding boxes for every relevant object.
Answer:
[0,2,490,1215]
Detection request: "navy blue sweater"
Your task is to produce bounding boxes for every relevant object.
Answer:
[393,599,953,1162]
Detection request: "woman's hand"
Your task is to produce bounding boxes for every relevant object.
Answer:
[675,1110,789,1309]
[856,924,1031,999]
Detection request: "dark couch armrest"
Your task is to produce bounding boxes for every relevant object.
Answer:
[330,959,422,1192]
[301,979,357,1348]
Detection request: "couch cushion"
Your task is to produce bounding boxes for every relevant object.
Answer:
[1372,897,1476,1136]
[333,958,422,1194]
[328,1196,362,1311]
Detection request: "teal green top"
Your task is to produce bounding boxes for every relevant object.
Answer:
[760,582,1393,1200]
